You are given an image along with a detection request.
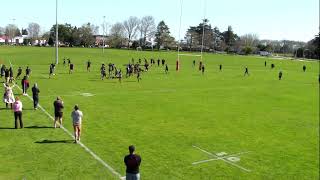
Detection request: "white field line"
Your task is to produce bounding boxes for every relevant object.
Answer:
[192,151,251,165]
[192,145,251,172]
[13,84,123,179]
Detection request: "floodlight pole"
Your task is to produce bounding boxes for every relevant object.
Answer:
[55,0,59,64]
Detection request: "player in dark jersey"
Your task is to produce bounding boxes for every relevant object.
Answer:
[244,66,249,76]
[87,60,91,72]
[279,71,283,80]
[69,63,74,74]
[16,67,22,79]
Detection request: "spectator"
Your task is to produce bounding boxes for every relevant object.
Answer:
[32,83,40,110]
[71,105,83,143]
[124,145,142,180]
[13,97,23,129]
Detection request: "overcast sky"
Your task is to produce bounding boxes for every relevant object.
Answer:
[0,0,318,42]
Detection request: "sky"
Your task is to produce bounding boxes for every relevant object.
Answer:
[0,0,318,42]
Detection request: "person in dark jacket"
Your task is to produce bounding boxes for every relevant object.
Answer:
[124,145,141,180]
[32,83,40,109]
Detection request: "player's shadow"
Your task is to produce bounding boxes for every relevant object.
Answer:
[25,126,53,129]
[0,127,15,129]
[35,139,73,144]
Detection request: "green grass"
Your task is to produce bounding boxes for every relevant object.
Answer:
[0,46,319,179]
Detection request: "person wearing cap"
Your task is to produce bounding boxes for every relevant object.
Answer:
[53,97,64,128]
[71,105,83,143]
[32,83,40,110]
[13,97,23,129]
[124,145,142,180]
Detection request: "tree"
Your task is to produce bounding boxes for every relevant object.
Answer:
[155,21,175,49]
[78,23,98,47]
[138,16,156,48]
[109,22,125,48]
[49,23,73,45]
[21,28,28,35]
[222,26,238,52]
[239,34,259,54]
[0,27,5,36]
[27,22,40,40]
[123,16,139,48]
[5,24,19,44]
[185,19,214,51]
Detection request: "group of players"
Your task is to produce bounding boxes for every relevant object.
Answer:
[46,56,313,83]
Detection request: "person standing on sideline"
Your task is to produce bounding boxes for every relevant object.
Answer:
[244,66,249,76]
[21,76,30,95]
[32,83,40,110]
[124,145,141,180]
[13,97,23,129]
[53,97,64,128]
[3,83,15,109]
[71,105,83,143]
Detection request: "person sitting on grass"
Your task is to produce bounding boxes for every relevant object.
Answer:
[71,105,83,143]
[124,145,141,180]
[53,97,64,128]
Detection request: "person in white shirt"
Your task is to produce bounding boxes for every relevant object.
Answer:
[71,105,83,143]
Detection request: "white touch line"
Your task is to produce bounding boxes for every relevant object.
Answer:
[192,145,251,172]
[192,151,250,165]
[14,84,123,179]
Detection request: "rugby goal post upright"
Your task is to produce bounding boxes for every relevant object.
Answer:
[176,0,183,71]
[55,0,59,65]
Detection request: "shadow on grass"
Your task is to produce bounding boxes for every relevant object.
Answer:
[25,126,53,129]
[0,127,15,129]
[35,139,74,144]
